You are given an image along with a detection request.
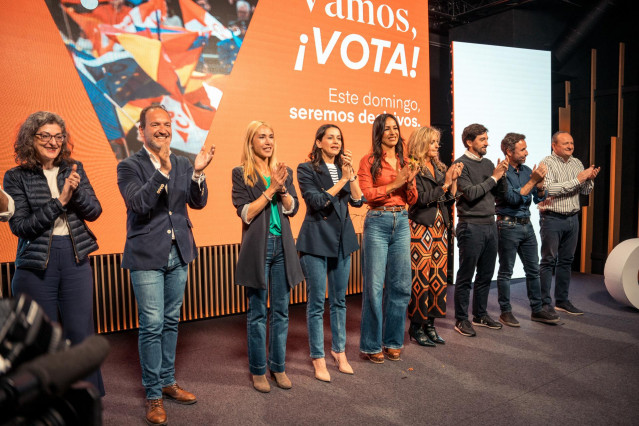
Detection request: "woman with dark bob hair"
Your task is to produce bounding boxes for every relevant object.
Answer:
[3,111,104,395]
[296,124,364,381]
[356,113,419,363]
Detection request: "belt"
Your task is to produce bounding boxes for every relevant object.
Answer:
[370,205,406,212]
[541,210,578,218]
[497,215,530,225]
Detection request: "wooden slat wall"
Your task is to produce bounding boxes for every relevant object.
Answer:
[608,42,624,253]
[0,235,364,334]
[580,49,597,274]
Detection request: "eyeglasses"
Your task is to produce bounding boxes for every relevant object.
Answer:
[34,133,66,143]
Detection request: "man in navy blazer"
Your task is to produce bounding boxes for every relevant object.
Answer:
[117,104,214,426]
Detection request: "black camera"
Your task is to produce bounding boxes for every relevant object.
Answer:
[0,294,109,425]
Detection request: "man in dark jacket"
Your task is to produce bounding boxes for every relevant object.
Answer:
[117,104,214,426]
[495,133,560,327]
[453,123,508,337]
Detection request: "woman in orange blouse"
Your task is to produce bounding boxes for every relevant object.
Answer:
[357,113,419,363]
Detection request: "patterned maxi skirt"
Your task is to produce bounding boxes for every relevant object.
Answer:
[407,207,448,322]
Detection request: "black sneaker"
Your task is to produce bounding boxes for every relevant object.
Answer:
[455,320,476,337]
[499,311,520,327]
[472,315,503,329]
[531,309,561,324]
[555,301,584,316]
[542,304,558,315]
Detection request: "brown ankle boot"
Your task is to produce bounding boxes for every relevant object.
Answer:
[270,371,292,389]
[252,374,271,393]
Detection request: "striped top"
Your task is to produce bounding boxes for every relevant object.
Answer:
[537,152,593,215]
[326,163,339,185]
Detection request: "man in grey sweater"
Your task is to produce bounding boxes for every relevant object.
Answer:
[453,123,508,337]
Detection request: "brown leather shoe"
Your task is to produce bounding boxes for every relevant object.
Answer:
[161,383,197,405]
[383,347,401,361]
[360,351,384,364]
[145,399,167,426]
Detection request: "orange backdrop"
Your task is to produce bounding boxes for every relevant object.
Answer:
[0,0,430,263]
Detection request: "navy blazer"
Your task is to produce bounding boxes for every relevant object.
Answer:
[117,148,207,270]
[231,166,304,290]
[296,161,364,258]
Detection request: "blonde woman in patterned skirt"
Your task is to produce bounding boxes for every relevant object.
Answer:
[406,127,463,346]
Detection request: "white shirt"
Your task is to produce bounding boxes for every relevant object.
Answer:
[538,152,593,215]
[43,167,69,235]
[0,187,14,222]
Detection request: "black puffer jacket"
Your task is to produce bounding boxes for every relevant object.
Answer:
[3,160,101,270]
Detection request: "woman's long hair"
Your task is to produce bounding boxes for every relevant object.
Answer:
[14,111,73,169]
[407,126,447,175]
[240,120,277,186]
[308,124,345,172]
[369,114,405,182]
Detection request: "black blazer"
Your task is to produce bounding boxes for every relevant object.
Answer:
[296,161,364,258]
[117,148,207,270]
[408,166,455,228]
[231,166,304,290]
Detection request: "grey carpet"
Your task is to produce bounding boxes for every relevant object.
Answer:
[100,273,639,425]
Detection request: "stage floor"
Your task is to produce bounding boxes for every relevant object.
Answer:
[100,273,639,425]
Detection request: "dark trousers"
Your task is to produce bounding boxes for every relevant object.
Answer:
[454,222,498,321]
[496,221,543,313]
[539,214,579,305]
[11,236,105,396]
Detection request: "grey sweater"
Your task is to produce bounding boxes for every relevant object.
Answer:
[453,154,506,223]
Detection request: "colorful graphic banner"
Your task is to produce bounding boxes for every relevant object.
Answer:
[0,0,429,262]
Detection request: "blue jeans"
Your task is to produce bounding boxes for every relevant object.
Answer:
[130,244,188,400]
[496,221,543,313]
[539,213,579,305]
[301,252,351,358]
[454,222,498,321]
[12,236,104,396]
[246,234,291,375]
[360,209,411,353]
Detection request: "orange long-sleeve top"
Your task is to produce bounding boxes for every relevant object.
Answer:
[357,152,418,208]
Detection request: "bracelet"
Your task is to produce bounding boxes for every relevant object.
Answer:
[262,192,272,202]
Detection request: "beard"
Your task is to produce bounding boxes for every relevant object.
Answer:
[146,133,171,152]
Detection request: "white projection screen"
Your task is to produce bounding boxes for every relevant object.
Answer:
[451,41,552,282]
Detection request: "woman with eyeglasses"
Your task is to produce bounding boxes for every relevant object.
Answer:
[3,111,104,395]
[357,113,419,363]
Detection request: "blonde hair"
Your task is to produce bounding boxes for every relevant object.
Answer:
[407,126,446,173]
[240,120,277,186]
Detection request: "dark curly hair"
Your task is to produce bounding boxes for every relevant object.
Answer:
[309,124,345,172]
[14,111,73,169]
[370,113,405,182]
